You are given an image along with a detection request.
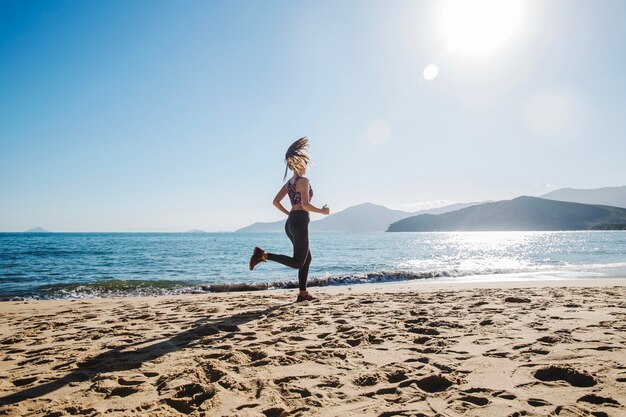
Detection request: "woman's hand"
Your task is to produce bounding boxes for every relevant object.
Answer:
[321,205,330,215]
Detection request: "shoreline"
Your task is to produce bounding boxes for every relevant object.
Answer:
[1,277,625,416]
[2,272,626,303]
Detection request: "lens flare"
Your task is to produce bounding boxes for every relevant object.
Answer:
[367,119,392,144]
[423,64,439,81]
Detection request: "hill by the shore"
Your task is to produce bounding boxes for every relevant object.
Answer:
[387,196,626,232]
[540,185,626,208]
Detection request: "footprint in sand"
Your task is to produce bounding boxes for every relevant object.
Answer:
[537,335,561,344]
[398,374,454,393]
[520,348,550,356]
[493,391,517,400]
[458,394,490,406]
[552,405,608,417]
[89,375,143,398]
[386,369,409,384]
[406,327,440,336]
[527,398,551,407]
[261,407,290,417]
[162,382,217,414]
[577,394,620,405]
[118,376,146,386]
[483,349,510,358]
[533,365,596,387]
[312,376,341,391]
[353,372,383,387]
[12,376,38,387]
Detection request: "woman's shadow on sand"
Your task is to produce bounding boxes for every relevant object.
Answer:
[0,302,292,406]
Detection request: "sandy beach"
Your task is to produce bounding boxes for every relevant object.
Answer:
[1,278,625,417]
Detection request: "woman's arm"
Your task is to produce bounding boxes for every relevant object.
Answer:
[273,185,290,216]
[298,178,330,215]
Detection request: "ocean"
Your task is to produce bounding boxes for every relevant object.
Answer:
[1,231,625,300]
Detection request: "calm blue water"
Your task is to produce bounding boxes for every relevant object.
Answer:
[1,231,625,299]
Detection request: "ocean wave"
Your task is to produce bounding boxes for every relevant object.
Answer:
[0,267,534,300]
[205,268,533,292]
[4,262,625,301]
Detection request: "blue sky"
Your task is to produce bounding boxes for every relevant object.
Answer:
[1,0,625,231]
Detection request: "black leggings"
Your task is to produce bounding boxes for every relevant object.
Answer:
[266,210,312,291]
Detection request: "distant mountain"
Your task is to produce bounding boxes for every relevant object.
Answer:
[24,226,50,233]
[387,196,626,232]
[311,202,412,232]
[186,229,208,234]
[410,201,486,216]
[236,220,286,233]
[237,202,413,233]
[237,201,490,233]
[540,185,626,208]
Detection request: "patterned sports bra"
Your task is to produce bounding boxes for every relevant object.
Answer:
[287,177,313,206]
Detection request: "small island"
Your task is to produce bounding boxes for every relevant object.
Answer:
[23,226,50,233]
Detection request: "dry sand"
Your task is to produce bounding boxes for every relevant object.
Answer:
[0,278,625,417]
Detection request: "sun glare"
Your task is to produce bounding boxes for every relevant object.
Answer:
[441,0,524,55]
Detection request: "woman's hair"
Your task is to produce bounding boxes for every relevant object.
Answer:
[283,137,312,180]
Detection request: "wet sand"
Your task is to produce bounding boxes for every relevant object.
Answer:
[1,278,625,416]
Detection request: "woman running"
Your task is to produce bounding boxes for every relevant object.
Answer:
[249,137,330,302]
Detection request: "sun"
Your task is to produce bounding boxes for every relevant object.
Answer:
[441,0,524,56]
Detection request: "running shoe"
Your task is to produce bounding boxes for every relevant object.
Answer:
[249,247,266,270]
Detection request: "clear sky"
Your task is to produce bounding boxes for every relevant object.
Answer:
[1,0,625,232]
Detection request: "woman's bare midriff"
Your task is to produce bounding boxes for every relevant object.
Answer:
[291,205,305,212]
